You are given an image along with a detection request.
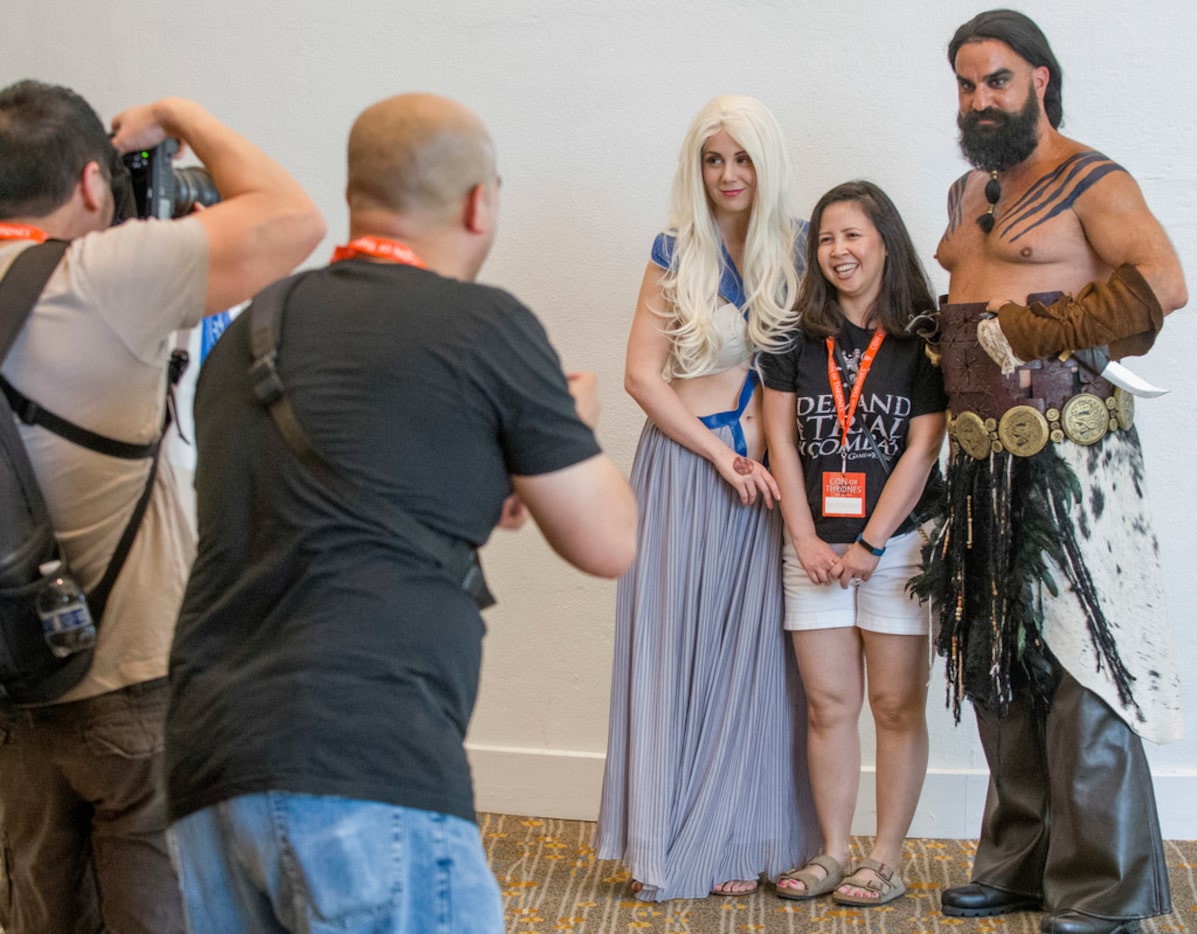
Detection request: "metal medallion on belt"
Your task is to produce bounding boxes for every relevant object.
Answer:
[997,405,1049,457]
[1061,393,1110,445]
[952,411,991,459]
[1111,387,1135,431]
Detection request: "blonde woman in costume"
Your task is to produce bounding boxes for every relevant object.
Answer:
[594,95,818,901]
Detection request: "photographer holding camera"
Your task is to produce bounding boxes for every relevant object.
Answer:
[0,80,324,932]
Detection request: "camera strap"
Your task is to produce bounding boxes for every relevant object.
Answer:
[247,273,495,609]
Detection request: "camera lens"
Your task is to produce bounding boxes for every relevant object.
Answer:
[171,167,220,218]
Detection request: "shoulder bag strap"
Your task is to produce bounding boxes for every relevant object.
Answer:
[0,241,70,543]
[0,240,155,458]
[86,430,165,621]
[0,379,157,459]
[0,240,70,359]
[0,239,164,620]
[248,276,494,608]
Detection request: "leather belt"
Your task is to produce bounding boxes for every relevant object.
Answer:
[949,388,1135,459]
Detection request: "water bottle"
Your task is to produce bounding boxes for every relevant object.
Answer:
[35,561,96,658]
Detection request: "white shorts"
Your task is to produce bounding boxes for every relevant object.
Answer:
[781,529,930,635]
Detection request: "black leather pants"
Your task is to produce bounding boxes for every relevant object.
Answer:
[971,661,1171,920]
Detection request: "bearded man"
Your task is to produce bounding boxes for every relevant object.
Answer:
[916,10,1187,934]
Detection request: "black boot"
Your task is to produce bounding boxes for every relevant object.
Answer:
[941,882,1042,917]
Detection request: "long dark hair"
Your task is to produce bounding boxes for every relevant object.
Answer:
[796,180,936,340]
[948,9,1063,129]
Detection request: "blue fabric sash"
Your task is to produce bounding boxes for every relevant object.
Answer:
[698,369,758,457]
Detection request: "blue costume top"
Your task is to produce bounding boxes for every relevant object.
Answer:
[650,224,808,456]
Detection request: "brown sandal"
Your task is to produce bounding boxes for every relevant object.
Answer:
[832,858,906,907]
[776,854,845,900]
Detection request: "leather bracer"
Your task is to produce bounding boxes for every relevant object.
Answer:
[997,263,1164,362]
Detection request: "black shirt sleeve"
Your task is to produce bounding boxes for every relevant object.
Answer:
[470,291,602,477]
[759,337,802,392]
[908,346,949,418]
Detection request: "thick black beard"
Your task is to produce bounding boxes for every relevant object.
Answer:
[957,87,1040,172]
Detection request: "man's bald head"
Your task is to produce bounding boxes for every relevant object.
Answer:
[347,93,495,224]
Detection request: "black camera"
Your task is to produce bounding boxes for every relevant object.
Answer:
[117,138,220,221]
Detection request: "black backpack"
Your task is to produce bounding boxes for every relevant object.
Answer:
[0,240,165,705]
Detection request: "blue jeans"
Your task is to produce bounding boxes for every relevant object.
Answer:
[169,793,503,934]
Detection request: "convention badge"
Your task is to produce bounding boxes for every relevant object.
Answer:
[823,471,866,518]
[1061,393,1110,445]
[997,405,1049,457]
[952,411,992,460]
[1111,387,1135,431]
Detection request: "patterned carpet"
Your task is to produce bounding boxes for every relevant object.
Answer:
[482,814,1197,933]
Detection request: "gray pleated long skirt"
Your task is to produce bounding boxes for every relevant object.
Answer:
[594,421,818,901]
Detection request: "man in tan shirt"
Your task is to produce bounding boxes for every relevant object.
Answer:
[0,79,324,932]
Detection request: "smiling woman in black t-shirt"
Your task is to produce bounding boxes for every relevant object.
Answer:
[761,180,947,909]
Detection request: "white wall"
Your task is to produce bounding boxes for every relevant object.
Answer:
[5,0,1193,838]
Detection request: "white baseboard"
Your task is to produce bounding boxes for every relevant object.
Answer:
[468,744,606,823]
[467,744,1197,840]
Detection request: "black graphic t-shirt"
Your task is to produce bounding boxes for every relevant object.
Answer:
[760,319,947,542]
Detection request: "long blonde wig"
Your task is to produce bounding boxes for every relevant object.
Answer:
[658,95,801,377]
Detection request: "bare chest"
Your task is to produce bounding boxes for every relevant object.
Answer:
[938,190,1106,302]
[937,158,1117,303]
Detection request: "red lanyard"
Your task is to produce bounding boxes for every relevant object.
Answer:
[0,223,47,243]
[331,235,426,268]
[826,329,886,468]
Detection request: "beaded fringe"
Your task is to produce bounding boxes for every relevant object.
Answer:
[908,444,1137,720]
